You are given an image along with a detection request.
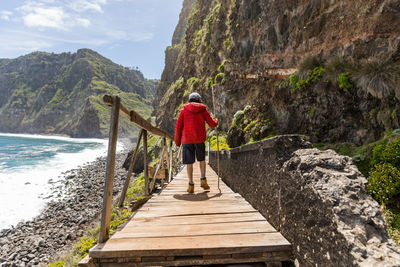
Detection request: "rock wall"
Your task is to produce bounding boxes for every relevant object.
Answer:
[209,135,400,266]
[154,0,400,144]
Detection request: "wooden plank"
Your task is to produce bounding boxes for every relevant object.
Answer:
[145,198,249,205]
[141,201,254,209]
[125,212,265,226]
[112,221,277,238]
[90,232,291,258]
[77,255,96,267]
[97,251,292,266]
[132,205,257,219]
[99,95,120,243]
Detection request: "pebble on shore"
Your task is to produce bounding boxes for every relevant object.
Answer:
[0,153,130,267]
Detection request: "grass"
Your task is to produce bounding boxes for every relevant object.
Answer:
[354,57,400,99]
[383,206,400,246]
[298,56,322,79]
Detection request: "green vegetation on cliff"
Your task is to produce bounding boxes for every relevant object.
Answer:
[0,49,157,137]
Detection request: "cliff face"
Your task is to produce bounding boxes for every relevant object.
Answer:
[0,49,157,137]
[154,0,400,145]
[209,136,400,266]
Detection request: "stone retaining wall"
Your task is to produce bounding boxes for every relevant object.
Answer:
[209,135,400,266]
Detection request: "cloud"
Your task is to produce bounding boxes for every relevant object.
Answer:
[105,29,153,42]
[21,6,66,29]
[0,31,53,54]
[69,0,107,13]
[17,1,93,31]
[0,11,13,21]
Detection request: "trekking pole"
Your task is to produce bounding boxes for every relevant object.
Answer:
[211,85,221,192]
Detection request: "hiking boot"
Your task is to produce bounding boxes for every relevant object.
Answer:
[187,183,194,193]
[200,178,210,190]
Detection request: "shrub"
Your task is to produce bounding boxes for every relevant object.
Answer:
[325,57,357,82]
[289,72,299,89]
[210,135,230,150]
[381,136,400,168]
[233,110,244,121]
[73,235,97,258]
[337,72,352,89]
[298,56,321,79]
[187,77,200,90]
[207,77,215,87]
[383,207,400,246]
[367,163,400,205]
[215,73,225,84]
[291,67,325,91]
[354,57,400,99]
[308,66,325,82]
[371,135,400,168]
[218,62,225,73]
[48,261,65,267]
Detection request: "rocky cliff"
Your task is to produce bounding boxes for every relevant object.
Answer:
[154,0,400,145]
[0,49,157,138]
[209,136,400,266]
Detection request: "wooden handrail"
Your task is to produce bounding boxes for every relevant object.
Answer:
[103,95,173,140]
[99,94,182,243]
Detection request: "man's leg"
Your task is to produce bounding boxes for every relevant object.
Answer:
[187,163,194,184]
[199,160,206,178]
[183,144,195,193]
[196,143,209,190]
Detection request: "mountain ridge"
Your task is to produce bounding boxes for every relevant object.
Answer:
[0,48,157,138]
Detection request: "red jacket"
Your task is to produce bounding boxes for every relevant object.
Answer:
[174,103,218,146]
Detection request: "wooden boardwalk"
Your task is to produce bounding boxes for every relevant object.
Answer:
[87,163,291,266]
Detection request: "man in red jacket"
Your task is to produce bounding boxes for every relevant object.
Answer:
[174,92,218,193]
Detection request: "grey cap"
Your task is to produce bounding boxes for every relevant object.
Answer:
[189,92,201,101]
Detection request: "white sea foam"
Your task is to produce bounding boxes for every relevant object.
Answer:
[0,133,125,231]
[0,132,107,143]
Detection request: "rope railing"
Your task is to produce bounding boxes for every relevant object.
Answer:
[99,94,181,243]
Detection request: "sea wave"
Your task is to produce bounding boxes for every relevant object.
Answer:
[0,132,108,144]
[0,133,125,231]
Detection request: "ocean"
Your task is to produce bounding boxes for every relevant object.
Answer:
[0,133,112,231]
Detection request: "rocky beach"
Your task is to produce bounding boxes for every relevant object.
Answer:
[0,152,131,267]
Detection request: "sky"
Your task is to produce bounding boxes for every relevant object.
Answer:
[0,0,183,79]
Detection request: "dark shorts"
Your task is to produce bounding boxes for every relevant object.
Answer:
[182,143,205,164]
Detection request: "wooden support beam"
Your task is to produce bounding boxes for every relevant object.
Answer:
[118,129,143,208]
[143,130,149,196]
[99,95,120,243]
[103,95,173,140]
[149,144,166,193]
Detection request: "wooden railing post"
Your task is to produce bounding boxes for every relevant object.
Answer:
[168,140,173,182]
[163,138,168,183]
[143,130,149,196]
[208,140,210,158]
[99,95,120,243]
[118,129,143,207]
